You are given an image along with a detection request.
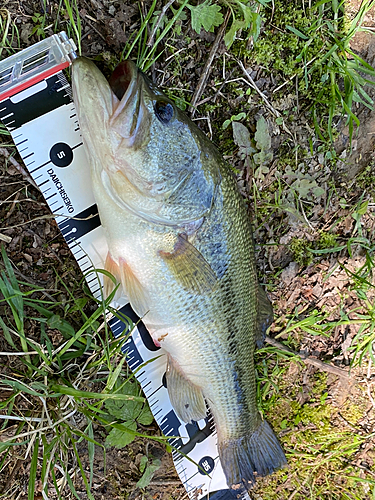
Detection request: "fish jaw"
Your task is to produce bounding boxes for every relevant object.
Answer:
[72,58,118,177]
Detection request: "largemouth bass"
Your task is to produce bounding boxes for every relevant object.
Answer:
[72,57,286,494]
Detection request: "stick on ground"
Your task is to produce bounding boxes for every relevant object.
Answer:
[265,335,350,379]
[189,10,231,116]
[0,147,40,191]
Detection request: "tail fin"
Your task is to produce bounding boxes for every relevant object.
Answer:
[218,420,286,493]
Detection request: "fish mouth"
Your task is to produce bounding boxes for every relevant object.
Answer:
[109,60,138,101]
[109,60,145,143]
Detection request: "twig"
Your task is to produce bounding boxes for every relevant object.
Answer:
[0,233,11,243]
[147,0,175,47]
[265,335,350,379]
[189,10,231,116]
[0,414,47,422]
[0,409,77,443]
[237,60,281,118]
[299,198,314,230]
[273,55,318,93]
[80,14,106,42]
[0,351,43,356]
[0,148,40,191]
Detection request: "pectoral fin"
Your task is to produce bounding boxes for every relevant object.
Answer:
[159,235,217,294]
[104,252,121,298]
[166,355,207,423]
[118,257,150,317]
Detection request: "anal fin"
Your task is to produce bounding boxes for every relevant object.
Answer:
[166,355,207,423]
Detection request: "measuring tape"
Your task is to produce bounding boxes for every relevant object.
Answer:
[0,33,248,500]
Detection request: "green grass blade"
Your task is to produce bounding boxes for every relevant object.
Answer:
[28,436,40,500]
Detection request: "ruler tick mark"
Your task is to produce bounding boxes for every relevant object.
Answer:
[45,192,57,201]
[15,138,28,146]
[38,179,49,188]
[69,241,82,250]
[30,159,51,174]
[23,152,34,160]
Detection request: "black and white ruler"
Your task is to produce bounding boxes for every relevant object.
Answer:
[0,33,242,500]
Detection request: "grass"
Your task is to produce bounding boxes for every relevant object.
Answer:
[255,350,375,498]
[0,247,166,498]
[1,0,375,498]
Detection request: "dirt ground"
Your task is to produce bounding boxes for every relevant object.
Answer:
[1,0,375,499]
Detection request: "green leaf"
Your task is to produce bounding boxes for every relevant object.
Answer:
[105,422,136,448]
[68,297,89,313]
[51,384,144,402]
[254,116,272,154]
[47,314,76,338]
[136,458,162,488]
[105,380,148,421]
[286,25,309,39]
[137,404,154,426]
[224,18,245,47]
[187,0,223,34]
[105,357,127,393]
[232,121,255,160]
[139,455,148,473]
[356,200,369,216]
[3,378,45,396]
[0,440,28,452]
[0,317,16,348]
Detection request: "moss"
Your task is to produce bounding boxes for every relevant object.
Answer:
[316,231,337,250]
[255,365,370,499]
[339,396,368,426]
[233,0,328,82]
[290,237,313,267]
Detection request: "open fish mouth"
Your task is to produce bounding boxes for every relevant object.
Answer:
[108,60,145,142]
[109,60,138,101]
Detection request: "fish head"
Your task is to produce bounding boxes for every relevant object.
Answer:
[72,57,221,226]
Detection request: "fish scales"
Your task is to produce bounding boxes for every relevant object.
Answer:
[72,57,286,495]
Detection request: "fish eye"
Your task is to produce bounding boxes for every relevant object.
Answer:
[154,100,174,124]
